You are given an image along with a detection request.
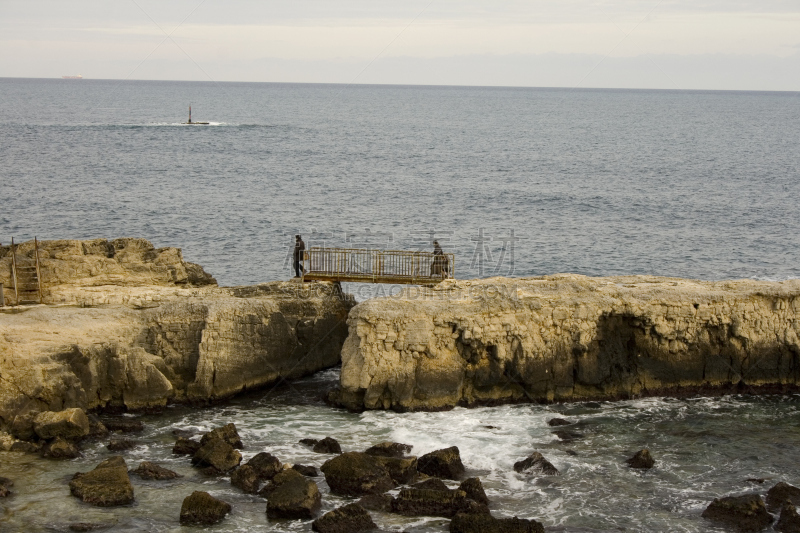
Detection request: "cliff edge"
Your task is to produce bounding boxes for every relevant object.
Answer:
[333,275,800,411]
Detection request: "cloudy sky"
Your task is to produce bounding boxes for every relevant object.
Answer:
[2,0,799,90]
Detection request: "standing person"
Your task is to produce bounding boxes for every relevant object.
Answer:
[293,235,305,278]
[431,240,449,278]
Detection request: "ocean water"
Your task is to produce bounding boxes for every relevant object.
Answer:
[2,79,800,532]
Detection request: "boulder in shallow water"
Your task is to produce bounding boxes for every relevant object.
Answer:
[357,493,394,512]
[265,469,322,519]
[450,512,545,533]
[179,491,231,525]
[231,464,260,494]
[311,503,377,533]
[293,464,318,477]
[68,522,115,531]
[702,493,773,532]
[767,482,800,512]
[300,438,319,447]
[0,477,13,497]
[459,478,489,505]
[33,408,90,440]
[513,452,559,475]
[246,452,283,480]
[313,436,342,454]
[547,418,572,427]
[321,452,396,496]
[413,478,450,492]
[173,437,201,455]
[777,505,800,533]
[191,438,242,472]
[627,449,655,469]
[131,461,180,480]
[374,455,418,485]
[552,429,583,442]
[364,441,413,458]
[200,423,243,449]
[391,488,489,518]
[41,437,81,459]
[417,447,465,480]
[69,456,134,507]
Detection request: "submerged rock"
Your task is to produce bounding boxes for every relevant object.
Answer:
[413,478,450,492]
[313,436,342,454]
[68,522,114,532]
[364,442,413,458]
[179,491,231,525]
[767,482,800,512]
[69,456,134,507]
[777,505,800,533]
[0,477,13,497]
[172,437,201,455]
[391,488,489,518]
[627,449,655,469]
[450,512,545,533]
[41,437,81,459]
[101,419,144,433]
[107,438,138,452]
[321,452,396,496]
[131,462,180,480]
[417,447,465,480]
[702,493,773,532]
[191,438,242,472]
[265,469,322,519]
[513,452,559,476]
[33,408,90,440]
[200,423,243,449]
[292,464,318,477]
[547,418,572,427]
[300,438,319,447]
[311,503,377,533]
[552,430,583,442]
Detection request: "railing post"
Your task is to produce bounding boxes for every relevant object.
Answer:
[10,237,18,304]
[0,282,4,307]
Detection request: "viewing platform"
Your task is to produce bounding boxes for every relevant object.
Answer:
[302,247,454,285]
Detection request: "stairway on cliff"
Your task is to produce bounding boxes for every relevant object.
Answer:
[15,262,41,304]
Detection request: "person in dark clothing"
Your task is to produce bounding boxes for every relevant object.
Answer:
[431,240,449,278]
[293,235,305,278]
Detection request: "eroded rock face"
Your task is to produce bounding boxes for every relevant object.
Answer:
[41,437,81,459]
[179,491,231,526]
[231,465,260,493]
[69,456,134,507]
[311,503,377,533]
[320,452,396,496]
[192,438,242,472]
[334,275,800,410]
[391,488,488,518]
[0,241,354,436]
[200,424,243,449]
[702,493,774,532]
[33,409,90,440]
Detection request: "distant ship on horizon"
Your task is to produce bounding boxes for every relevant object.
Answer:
[61,75,83,79]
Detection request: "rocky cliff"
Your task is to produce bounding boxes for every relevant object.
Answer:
[0,239,354,440]
[333,275,800,411]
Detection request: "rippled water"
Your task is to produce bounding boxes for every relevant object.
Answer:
[2,79,800,531]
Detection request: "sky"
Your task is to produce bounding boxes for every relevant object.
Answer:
[2,0,799,90]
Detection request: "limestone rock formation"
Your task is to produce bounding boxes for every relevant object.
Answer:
[364,441,413,458]
[702,493,774,532]
[131,461,180,480]
[373,455,418,485]
[320,452,396,496]
[191,438,242,472]
[0,240,354,439]
[33,408,90,440]
[391,488,488,518]
[334,275,800,410]
[246,452,283,480]
[179,491,231,525]
[311,503,377,533]
[69,456,134,507]
[458,478,489,505]
[292,464,318,477]
[41,436,81,459]
[231,464,261,493]
[313,436,342,454]
[173,437,201,455]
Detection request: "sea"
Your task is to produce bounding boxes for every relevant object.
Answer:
[1,78,800,532]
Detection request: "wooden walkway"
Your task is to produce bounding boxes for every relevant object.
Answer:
[302,247,454,285]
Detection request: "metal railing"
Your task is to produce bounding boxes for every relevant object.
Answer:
[303,247,454,285]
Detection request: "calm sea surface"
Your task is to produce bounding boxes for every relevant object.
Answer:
[1,79,800,532]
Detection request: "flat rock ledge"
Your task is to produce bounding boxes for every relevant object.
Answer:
[0,239,354,440]
[333,275,800,411]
